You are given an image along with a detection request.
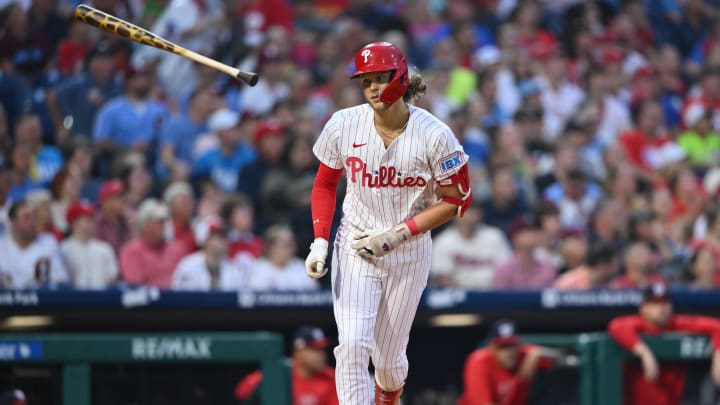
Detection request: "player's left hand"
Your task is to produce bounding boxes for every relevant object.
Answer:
[351,223,412,258]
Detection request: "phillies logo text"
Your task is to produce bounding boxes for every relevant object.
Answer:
[346,157,427,188]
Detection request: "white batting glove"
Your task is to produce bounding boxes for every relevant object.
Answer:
[305,238,329,279]
[350,223,412,258]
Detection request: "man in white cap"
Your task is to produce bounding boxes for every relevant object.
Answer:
[192,108,256,192]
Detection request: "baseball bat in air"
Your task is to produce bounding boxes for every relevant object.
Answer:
[74,4,259,86]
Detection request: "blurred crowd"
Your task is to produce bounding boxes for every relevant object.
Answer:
[1,0,720,292]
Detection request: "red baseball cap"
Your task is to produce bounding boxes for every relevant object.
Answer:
[67,200,97,224]
[99,179,125,205]
[253,121,284,146]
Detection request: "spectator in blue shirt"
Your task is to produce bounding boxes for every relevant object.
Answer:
[47,42,122,142]
[156,85,216,181]
[14,113,63,186]
[93,66,169,172]
[192,108,256,193]
[8,143,43,202]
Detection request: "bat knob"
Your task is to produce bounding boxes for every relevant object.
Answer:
[241,72,259,86]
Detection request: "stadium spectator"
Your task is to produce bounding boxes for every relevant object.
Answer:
[156,86,215,181]
[685,247,719,290]
[480,166,531,236]
[92,65,169,168]
[554,241,620,290]
[118,153,153,227]
[47,41,122,142]
[61,200,118,289]
[619,100,676,174]
[491,216,557,290]
[238,48,291,117]
[14,113,64,186]
[677,103,720,174]
[55,19,93,77]
[431,202,511,289]
[49,165,83,234]
[8,139,42,201]
[118,198,187,288]
[219,194,263,259]
[94,179,130,255]
[586,198,627,254]
[171,223,247,291]
[235,325,338,405]
[260,136,317,249]
[0,2,52,78]
[458,319,570,405]
[537,48,585,140]
[0,200,68,288]
[238,121,287,223]
[608,283,720,405]
[249,225,318,291]
[192,108,256,193]
[162,181,198,253]
[611,242,668,289]
[544,166,603,232]
[25,188,62,241]
[627,209,687,281]
[558,234,589,274]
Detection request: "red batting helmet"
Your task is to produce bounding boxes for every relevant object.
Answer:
[352,42,408,104]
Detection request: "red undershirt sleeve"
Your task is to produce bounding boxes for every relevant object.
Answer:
[311,163,343,240]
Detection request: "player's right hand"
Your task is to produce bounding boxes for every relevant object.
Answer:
[640,352,660,382]
[305,238,329,279]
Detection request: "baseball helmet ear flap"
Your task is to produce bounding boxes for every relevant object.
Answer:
[379,57,408,104]
[352,42,409,104]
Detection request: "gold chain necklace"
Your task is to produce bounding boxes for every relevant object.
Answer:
[375,113,410,139]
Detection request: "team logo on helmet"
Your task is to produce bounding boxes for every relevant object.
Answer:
[362,49,371,63]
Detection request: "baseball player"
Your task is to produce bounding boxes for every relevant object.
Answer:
[304,42,472,404]
[608,282,720,405]
[459,319,569,405]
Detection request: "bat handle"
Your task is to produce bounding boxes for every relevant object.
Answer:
[237,71,259,86]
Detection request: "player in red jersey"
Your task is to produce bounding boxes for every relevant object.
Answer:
[235,326,338,405]
[459,320,571,405]
[608,282,720,405]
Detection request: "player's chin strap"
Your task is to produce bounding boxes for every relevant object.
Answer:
[438,164,472,217]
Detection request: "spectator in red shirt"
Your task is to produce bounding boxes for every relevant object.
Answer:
[119,198,187,288]
[235,325,338,405]
[459,319,569,405]
[611,242,668,289]
[619,100,676,173]
[608,283,720,405]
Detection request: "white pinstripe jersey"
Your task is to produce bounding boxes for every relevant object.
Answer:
[313,104,468,234]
